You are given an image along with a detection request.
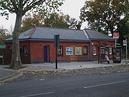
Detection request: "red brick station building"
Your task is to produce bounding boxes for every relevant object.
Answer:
[5,27,115,64]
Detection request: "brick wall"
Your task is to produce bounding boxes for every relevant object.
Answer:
[4,39,115,64]
[30,40,90,63]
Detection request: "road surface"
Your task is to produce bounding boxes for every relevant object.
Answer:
[0,72,129,97]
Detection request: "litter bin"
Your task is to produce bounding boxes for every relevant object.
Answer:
[112,47,121,63]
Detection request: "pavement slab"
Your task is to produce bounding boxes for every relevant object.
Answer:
[0,60,129,83]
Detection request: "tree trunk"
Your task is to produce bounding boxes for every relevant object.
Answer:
[10,13,22,69]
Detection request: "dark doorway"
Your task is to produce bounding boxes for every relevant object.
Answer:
[44,46,50,62]
[112,47,121,63]
[99,47,110,63]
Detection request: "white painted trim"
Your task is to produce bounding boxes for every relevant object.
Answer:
[83,30,89,39]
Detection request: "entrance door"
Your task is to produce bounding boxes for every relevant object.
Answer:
[44,46,49,62]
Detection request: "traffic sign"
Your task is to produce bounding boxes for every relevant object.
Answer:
[113,32,119,39]
[54,35,60,49]
[123,39,127,46]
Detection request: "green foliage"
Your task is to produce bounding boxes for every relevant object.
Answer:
[0,29,11,44]
[22,12,82,31]
[80,0,129,34]
[21,12,70,31]
[0,0,64,68]
[117,19,129,46]
[0,0,64,18]
[68,18,82,30]
[21,13,43,31]
[0,0,64,31]
[44,13,69,28]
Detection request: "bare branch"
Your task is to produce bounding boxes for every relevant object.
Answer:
[22,0,28,7]
[10,0,18,12]
[23,0,46,15]
[0,1,15,13]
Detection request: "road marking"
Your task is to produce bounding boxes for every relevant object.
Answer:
[39,78,45,81]
[83,80,126,89]
[20,91,55,97]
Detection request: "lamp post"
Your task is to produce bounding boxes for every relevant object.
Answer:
[54,35,60,69]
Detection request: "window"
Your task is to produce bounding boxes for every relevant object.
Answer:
[58,45,63,56]
[93,46,97,55]
[66,47,73,55]
[75,47,82,55]
[83,46,88,55]
[20,46,28,56]
[100,47,105,54]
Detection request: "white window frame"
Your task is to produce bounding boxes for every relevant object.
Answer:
[75,47,82,55]
[66,47,73,55]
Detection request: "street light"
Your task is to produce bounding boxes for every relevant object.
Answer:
[54,35,60,69]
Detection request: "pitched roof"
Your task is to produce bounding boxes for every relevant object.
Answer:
[8,27,114,41]
[84,29,113,40]
[19,27,89,41]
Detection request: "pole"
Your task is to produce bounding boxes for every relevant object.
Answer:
[55,46,58,69]
[98,46,100,64]
[54,35,60,69]
[115,39,117,48]
[123,38,128,60]
[126,39,128,60]
[126,45,127,60]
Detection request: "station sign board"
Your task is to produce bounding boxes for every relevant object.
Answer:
[113,32,119,39]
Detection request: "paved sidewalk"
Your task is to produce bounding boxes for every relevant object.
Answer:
[21,61,122,71]
[0,60,129,83]
[0,65,21,83]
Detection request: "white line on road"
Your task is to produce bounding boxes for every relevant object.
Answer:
[20,91,55,97]
[83,80,126,89]
[39,78,45,81]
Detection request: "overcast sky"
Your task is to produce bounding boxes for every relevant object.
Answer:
[0,0,86,32]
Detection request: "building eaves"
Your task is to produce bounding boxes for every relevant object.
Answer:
[19,27,90,41]
[84,29,113,40]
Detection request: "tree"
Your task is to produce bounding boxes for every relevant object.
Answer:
[21,13,43,31]
[80,0,129,34]
[22,12,82,31]
[44,12,69,28]
[22,12,70,30]
[0,28,11,44]
[117,18,129,46]
[0,0,63,69]
[67,18,82,30]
